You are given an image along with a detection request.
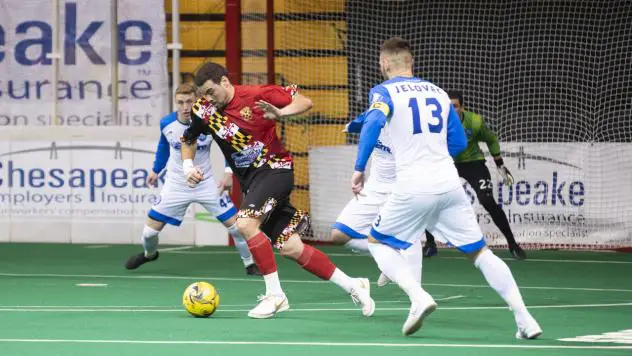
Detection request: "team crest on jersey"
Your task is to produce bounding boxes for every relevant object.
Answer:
[240,106,253,121]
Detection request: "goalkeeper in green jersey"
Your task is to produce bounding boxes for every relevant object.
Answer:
[424,91,526,260]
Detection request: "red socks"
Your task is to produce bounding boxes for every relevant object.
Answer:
[296,244,336,280]
[246,232,277,275]
[247,232,337,281]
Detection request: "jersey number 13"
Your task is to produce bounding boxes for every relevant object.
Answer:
[409,97,443,134]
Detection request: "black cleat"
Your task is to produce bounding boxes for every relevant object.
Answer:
[245,263,263,276]
[125,251,159,270]
[423,246,438,258]
[509,244,527,260]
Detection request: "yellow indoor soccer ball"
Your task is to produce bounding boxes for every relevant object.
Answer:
[182,281,220,318]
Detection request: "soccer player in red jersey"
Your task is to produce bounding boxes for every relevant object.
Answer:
[180,63,374,319]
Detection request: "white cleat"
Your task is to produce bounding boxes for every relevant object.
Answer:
[247,294,290,319]
[515,313,543,339]
[350,278,375,317]
[377,273,391,287]
[402,292,437,336]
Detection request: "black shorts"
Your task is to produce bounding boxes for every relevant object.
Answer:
[455,160,493,197]
[237,168,309,248]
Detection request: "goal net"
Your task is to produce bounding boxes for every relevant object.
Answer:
[243,0,632,249]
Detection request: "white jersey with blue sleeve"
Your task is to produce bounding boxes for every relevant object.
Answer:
[148,112,236,226]
[370,77,462,193]
[357,76,485,254]
[153,112,214,186]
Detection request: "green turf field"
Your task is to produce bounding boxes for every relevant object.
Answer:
[0,243,631,356]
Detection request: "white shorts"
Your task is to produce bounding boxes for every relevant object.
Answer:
[148,177,237,226]
[333,186,391,239]
[371,187,485,253]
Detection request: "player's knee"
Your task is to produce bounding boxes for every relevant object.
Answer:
[221,215,238,228]
[330,229,351,245]
[235,217,261,239]
[279,234,304,259]
[146,218,165,232]
[466,245,489,263]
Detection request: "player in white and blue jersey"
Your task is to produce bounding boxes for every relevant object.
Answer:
[124,83,260,276]
[352,38,541,338]
[331,113,422,285]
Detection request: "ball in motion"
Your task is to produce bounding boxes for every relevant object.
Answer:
[182,281,220,317]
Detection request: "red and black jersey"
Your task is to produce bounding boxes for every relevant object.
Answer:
[184,84,298,189]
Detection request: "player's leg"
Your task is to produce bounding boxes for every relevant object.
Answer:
[430,187,541,339]
[232,169,298,318]
[457,161,526,260]
[266,204,375,317]
[368,192,438,335]
[198,185,260,276]
[423,230,438,257]
[125,182,186,270]
[330,190,387,255]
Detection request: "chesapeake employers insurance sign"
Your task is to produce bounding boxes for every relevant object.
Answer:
[0,0,169,127]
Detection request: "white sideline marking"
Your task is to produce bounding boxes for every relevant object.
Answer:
[0,338,631,350]
[559,329,632,344]
[0,296,465,310]
[159,246,194,252]
[0,302,629,313]
[75,283,108,287]
[83,245,110,249]
[1,272,631,293]
[165,249,632,264]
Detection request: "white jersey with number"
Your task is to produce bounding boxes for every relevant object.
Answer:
[366,76,484,252]
[148,113,236,226]
[374,77,461,194]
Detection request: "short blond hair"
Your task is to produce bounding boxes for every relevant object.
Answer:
[175,82,197,96]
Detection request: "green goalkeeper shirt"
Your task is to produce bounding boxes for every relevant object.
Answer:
[454,110,501,163]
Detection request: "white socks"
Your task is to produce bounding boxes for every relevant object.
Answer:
[474,248,528,317]
[344,238,370,255]
[263,272,285,296]
[141,225,160,257]
[368,242,426,301]
[227,223,255,267]
[329,268,355,293]
[402,239,423,284]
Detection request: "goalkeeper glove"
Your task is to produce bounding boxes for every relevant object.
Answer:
[495,158,514,185]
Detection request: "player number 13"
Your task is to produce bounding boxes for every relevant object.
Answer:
[409,97,443,134]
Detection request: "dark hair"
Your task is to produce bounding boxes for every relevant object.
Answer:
[380,37,412,55]
[194,62,228,86]
[447,90,464,105]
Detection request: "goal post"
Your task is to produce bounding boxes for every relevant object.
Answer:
[239,0,632,250]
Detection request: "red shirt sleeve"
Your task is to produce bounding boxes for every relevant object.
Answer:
[260,84,298,108]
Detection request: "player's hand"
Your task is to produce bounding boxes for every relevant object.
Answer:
[351,171,365,198]
[183,159,203,187]
[497,165,514,185]
[146,171,159,187]
[217,172,233,194]
[255,100,283,120]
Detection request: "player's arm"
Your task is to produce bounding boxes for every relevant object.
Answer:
[147,129,170,186]
[447,104,467,157]
[255,85,313,120]
[351,86,392,194]
[478,117,502,161]
[479,116,514,184]
[343,112,367,133]
[180,105,209,185]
